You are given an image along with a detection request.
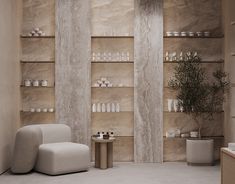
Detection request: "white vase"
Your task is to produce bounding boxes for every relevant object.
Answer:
[173,99,179,112]
[111,103,116,112]
[116,103,120,112]
[167,99,173,112]
[92,104,96,112]
[97,103,101,112]
[101,103,106,112]
[106,103,111,112]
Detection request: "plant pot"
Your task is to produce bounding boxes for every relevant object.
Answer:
[186,139,214,166]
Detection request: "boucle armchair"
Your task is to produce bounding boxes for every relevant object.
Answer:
[11,124,90,175]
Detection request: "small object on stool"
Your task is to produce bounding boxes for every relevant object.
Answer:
[103,133,110,139]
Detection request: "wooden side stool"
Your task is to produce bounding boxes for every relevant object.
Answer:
[92,137,115,169]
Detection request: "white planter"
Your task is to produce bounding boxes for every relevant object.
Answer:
[186,139,214,165]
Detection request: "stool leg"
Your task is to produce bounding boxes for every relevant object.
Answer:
[107,142,113,168]
[95,143,100,168]
[100,143,107,169]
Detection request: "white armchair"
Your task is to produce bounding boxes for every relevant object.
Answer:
[11,124,90,175]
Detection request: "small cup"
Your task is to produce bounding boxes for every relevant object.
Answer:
[196,32,203,37]
[101,83,106,88]
[94,83,100,87]
[48,108,54,113]
[188,32,195,37]
[41,80,48,87]
[181,32,187,36]
[30,108,35,112]
[166,32,173,36]
[24,79,31,87]
[190,131,199,138]
[36,108,41,113]
[204,31,211,37]
[34,28,40,32]
[42,108,48,113]
[173,32,180,36]
[33,80,39,87]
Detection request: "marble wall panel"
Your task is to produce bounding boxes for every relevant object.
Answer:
[21,63,55,86]
[164,38,223,61]
[230,87,235,116]
[91,0,134,36]
[92,136,134,161]
[92,88,134,112]
[21,38,55,61]
[164,137,224,161]
[21,88,55,111]
[164,0,222,35]
[22,0,55,35]
[20,112,55,126]
[91,38,134,61]
[134,0,163,163]
[164,112,224,137]
[164,63,223,87]
[92,112,134,136]
[91,63,134,87]
[56,0,91,145]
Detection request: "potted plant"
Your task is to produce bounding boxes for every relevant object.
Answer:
[168,53,229,165]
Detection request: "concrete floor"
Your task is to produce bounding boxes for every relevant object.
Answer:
[0,162,220,184]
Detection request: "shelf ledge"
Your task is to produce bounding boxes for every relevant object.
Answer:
[164,35,224,39]
[20,35,55,38]
[20,60,55,63]
[164,60,224,63]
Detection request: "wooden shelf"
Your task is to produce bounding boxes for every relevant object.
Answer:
[91,61,134,63]
[20,35,55,38]
[163,60,224,64]
[164,136,224,140]
[91,86,134,89]
[92,111,133,113]
[20,85,54,88]
[163,110,224,113]
[91,36,134,38]
[20,111,55,113]
[20,60,55,63]
[164,35,224,39]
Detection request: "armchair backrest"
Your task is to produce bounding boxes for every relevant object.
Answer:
[11,124,71,173]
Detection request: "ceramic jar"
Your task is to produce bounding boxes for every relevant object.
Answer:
[24,79,31,87]
[33,80,39,87]
[41,80,48,87]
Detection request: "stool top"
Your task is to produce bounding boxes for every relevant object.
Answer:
[92,137,115,143]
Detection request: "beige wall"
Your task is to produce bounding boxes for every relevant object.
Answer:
[0,0,21,174]
[223,0,235,144]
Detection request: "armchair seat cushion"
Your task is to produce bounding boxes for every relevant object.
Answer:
[35,142,90,175]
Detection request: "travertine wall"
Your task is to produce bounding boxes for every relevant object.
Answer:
[20,0,225,163]
[56,0,91,145]
[223,0,235,144]
[0,0,21,174]
[134,0,163,163]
